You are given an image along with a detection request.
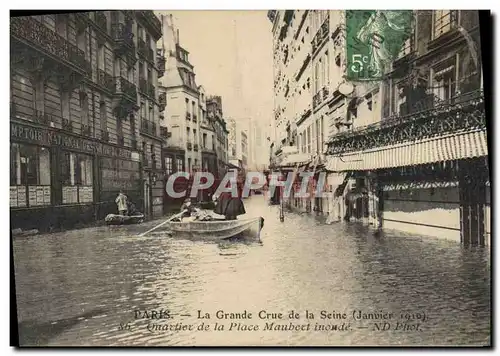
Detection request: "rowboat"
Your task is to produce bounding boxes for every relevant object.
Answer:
[156,216,265,241]
[105,214,145,225]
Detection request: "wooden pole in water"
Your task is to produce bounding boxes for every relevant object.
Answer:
[138,210,187,237]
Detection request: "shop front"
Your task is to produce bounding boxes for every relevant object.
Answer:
[10,121,141,232]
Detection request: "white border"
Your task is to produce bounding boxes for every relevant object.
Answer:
[2,2,498,355]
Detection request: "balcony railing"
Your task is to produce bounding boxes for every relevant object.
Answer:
[186,112,191,120]
[11,16,91,76]
[312,16,330,53]
[159,92,166,111]
[111,22,134,50]
[115,76,137,101]
[97,69,115,93]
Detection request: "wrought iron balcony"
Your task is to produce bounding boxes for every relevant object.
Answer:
[139,78,155,98]
[115,76,137,103]
[97,69,115,93]
[326,90,485,155]
[111,22,134,54]
[158,92,166,112]
[186,112,191,120]
[136,11,162,40]
[94,12,108,34]
[101,129,110,142]
[10,16,91,76]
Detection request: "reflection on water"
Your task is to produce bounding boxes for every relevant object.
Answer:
[13,196,490,346]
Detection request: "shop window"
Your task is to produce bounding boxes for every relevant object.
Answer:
[10,143,51,208]
[60,152,94,204]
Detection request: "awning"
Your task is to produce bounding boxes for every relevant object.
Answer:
[326,129,488,172]
[281,153,312,167]
[327,172,346,187]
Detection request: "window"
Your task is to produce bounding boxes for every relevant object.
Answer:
[60,91,71,125]
[11,72,35,119]
[193,129,197,144]
[60,151,93,204]
[306,127,311,153]
[176,158,184,172]
[98,44,105,71]
[203,133,207,148]
[10,143,51,207]
[212,135,215,150]
[325,51,330,85]
[314,63,319,94]
[100,101,107,131]
[433,10,457,39]
[320,116,324,153]
[79,92,89,127]
[188,158,192,172]
[186,127,190,141]
[192,101,196,116]
[185,98,189,113]
[433,65,456,103]
[165,156,173,175]
[316,119,321,153]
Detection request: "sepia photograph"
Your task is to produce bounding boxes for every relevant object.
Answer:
[9,8,491,347]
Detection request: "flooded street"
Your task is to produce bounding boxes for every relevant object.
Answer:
[13,195,490,346]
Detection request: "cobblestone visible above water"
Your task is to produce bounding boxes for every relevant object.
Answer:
[12,196,490,346]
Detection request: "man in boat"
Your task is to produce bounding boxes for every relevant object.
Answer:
[180,198,197,217]
[115,190,128,216]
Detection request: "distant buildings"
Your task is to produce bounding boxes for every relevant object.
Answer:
[157,13,230,205]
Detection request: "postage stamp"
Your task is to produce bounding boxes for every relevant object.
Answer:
[345,10,413,81]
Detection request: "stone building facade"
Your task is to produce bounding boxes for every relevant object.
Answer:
[10,11,166,231]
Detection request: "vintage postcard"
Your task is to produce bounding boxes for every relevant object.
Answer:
[10,9,491,347]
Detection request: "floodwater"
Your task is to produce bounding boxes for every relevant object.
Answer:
[12,195,490,346]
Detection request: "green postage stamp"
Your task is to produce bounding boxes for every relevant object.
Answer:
[345,10,413,81]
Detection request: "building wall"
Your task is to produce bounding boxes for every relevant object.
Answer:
[383,185,461,242]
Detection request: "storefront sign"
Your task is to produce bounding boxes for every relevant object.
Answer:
[11,122,133,159]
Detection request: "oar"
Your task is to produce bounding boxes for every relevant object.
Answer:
[138,210,187,237]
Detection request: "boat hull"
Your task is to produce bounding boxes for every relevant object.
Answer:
[162,217,264,241]
[105,214,145,225]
